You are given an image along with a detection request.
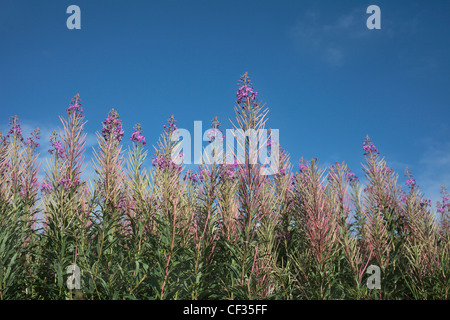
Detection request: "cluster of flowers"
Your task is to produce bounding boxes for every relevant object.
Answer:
[198,167,211,180]
[152,155,181,172]
[56,178,73,189]
[207,117,224,144]
[6,116,23,141]
[40,182,53,194]
[219,161,238,181]
[66,94,83,116]
[406,178,417,188]
[207,129,224,144]
[345,169,359,183]
[437,196,450,214]
[404,167,418,188]
[400,195,408,203]
[102,110,124,143]
[236,85,257,105]
[327,163,359,183]
[183,171,199,183]
[363,136,379,155]
[382,166,394,174]
[163,115,178,133]
[130,123,146,145]
[25,128,40,149]
[40,177,79,194]
[420,198,432,208]
[48,131,64,159]
[298,162,308,172]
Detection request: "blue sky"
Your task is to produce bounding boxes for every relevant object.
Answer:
[1,0,449,206]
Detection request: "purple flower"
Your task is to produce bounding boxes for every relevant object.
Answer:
[299,163,308,172]
[345,169,359,183]
[67,94,83,117]
[48,131,64,159]
[25,128,40,149]
[383,166,393,174]
[57,178,72,189]
[198,167,211,180]
[236,85,257,105]
[6,116,23,142]
[40,182,53,194]
[164,115,178,133]
[184,171,199,183]
[152,155,180,172]
[363,135,379,156]
[102,109,124,142]
[130,123,146,146]
[220,168,235,180]
[207,117,224,144]
[405,179,417,187]
[420,199,431,208]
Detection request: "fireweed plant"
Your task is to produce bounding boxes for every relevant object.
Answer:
[0,73,449,300]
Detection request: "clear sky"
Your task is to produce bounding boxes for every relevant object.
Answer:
[1,0,449,206]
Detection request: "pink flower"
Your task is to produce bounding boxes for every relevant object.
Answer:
[48,131,64,159]
[40,182,53,194]
[102,109,124,142]
[130,123,146,145]
[299,163,308,172]
[236,85,257,105]
[363,135,379,155]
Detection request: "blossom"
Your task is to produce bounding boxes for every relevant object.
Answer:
[299,163,308,172]
[130,123,146,145]
[236,85,257,104]
[437,193,450,213]
[102,109,124,142]
[404,167,417,188]
[405,179,417,187]
[420,199,431,208]
[57,178,72,189]
[363,135,379,155]
[163,115,178,133]
[40,182,53,194]
[25,127,40,149]
[207,116,224,144]
[207,128,224,144]
[48,130,64,158]
[6,115,23,141]
[384,166,393,174]
[184,171,199,183]
[198,167,211,180]
[67,94,83,117]
[345,169,359,183]
[152,155,180,172]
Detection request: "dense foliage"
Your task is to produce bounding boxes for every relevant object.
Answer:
[0,73,449,300]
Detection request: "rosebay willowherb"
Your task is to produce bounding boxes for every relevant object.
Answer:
[0,73,449,300]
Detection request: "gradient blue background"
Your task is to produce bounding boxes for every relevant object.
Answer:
[1,0,449,205]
